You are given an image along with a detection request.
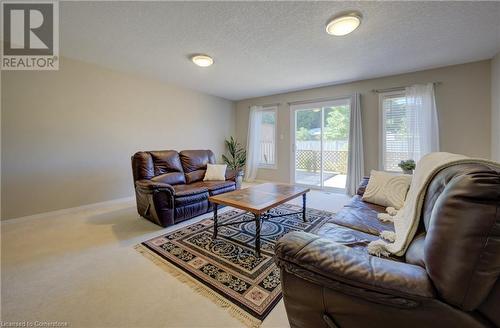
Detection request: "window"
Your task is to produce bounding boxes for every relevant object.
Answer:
[379,91,418,171]
[258,107,277,167]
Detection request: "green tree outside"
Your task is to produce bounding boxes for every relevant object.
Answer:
[295,106,350,141]
[324,105,350,141]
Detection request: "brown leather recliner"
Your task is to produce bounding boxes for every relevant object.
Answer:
[275,163,500,328]
[131,149,236,227]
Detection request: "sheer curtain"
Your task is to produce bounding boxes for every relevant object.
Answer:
[244,105,263,181]
[405,83,440,161]
[346,93,364,195]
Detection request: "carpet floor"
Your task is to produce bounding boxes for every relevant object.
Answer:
[1,188,350,327]
[138,204,334,326]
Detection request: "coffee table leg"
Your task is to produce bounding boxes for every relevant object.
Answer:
[212,204,218,239]
[302,193,307,222]
[255,213,261,257]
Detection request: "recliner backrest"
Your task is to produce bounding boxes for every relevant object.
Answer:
[131,150,186,185]
[179,150,216,183]
[420,163,500,311]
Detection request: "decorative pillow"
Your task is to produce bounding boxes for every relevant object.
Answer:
[203,164,227,181]
[362,170,412,209]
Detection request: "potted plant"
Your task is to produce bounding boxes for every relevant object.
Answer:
[398,159,416,175]
[222,137,246,189]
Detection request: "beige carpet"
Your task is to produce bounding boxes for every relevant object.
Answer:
[1,189,350,327]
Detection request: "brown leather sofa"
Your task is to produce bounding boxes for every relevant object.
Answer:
[131,150,236,227]
[275,163,500,328]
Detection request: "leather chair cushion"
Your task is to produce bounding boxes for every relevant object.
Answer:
[179,150,216,173]
[348,194,387,212]
[173,185,209,207]
[132,152,154,181]
[191,180,236,194]
[151,172,186,185]
[150,150,184,176]
[405,233,426,268]
[210,186,235,196]
[173,184,208,196]
[423,163,500,310]
[185,170,206,184]
[328,195,394,236]
[314,221,380,253]
[174,201,209,223]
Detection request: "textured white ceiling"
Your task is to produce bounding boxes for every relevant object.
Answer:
[60,1,500,100]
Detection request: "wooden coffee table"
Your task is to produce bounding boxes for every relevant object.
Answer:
[208,183,310,257]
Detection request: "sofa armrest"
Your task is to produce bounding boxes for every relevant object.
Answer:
[356,176,370,196]
[135,179,175,194]
[275,231,435,307]
[225,169,237,182]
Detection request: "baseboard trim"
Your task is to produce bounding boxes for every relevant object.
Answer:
[1,196,135,224]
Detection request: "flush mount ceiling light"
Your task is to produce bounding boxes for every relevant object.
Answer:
[191,54,214,67]
[326,12,362,36]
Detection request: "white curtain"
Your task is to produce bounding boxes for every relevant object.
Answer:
[244,105,263,181]
[346,93,364,195]
[405,83,440,161]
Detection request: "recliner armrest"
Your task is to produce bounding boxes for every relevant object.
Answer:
[135,179,175,194]
[356,176,370,196]
[275,231,435,307]
[225,169,237,182]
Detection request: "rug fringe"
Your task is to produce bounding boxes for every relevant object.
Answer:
[134,244,262,328]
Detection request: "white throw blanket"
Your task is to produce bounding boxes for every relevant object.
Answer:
[368,152,499,257]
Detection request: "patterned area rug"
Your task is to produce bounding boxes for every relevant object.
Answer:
[136,204,333,327]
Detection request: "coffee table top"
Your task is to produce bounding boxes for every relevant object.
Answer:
[208,183,310,214]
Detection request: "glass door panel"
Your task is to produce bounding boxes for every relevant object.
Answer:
[294,108,321,186]
[293,98,351,191]
[322,100,350,190]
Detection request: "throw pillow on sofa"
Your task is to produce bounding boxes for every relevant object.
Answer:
[362,170,412,209]
[203,164,227,181]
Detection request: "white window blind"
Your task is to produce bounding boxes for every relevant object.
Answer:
[380,92,419,171]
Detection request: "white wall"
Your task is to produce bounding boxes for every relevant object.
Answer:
[492,53,500,161]
[1,57,235,219]
[236,60,492,182]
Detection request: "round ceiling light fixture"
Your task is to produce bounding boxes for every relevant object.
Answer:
[191,54,214,67]
[325,12,362,36]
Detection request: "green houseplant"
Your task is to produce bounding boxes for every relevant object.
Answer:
[398,159,416,174]
[222,137,246,189]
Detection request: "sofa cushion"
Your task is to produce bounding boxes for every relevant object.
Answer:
[174,201,209,223]
[179,150,216,183]
[132,151,154,181]
[172,185,209,207]
[151,172,186,185]
[149,150,184,176]
[362,170,411,209]
[328,195,394,236]
[204,164,227,181]
[191,180,236,196]
[179,150,216,172]
[315,221,380,252]
[315,221,402,262]
[173,184,208,196]
[185,170,206,184]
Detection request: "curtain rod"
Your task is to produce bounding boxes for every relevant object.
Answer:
[248,102,281,109]
[371,82,442,93]
[287,95,354,106]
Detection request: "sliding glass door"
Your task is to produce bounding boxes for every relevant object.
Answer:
[292,98,351,191]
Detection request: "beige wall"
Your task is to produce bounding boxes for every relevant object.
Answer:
[235,60,492,183]
[492,53,500,161]
[1,57,235,219]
